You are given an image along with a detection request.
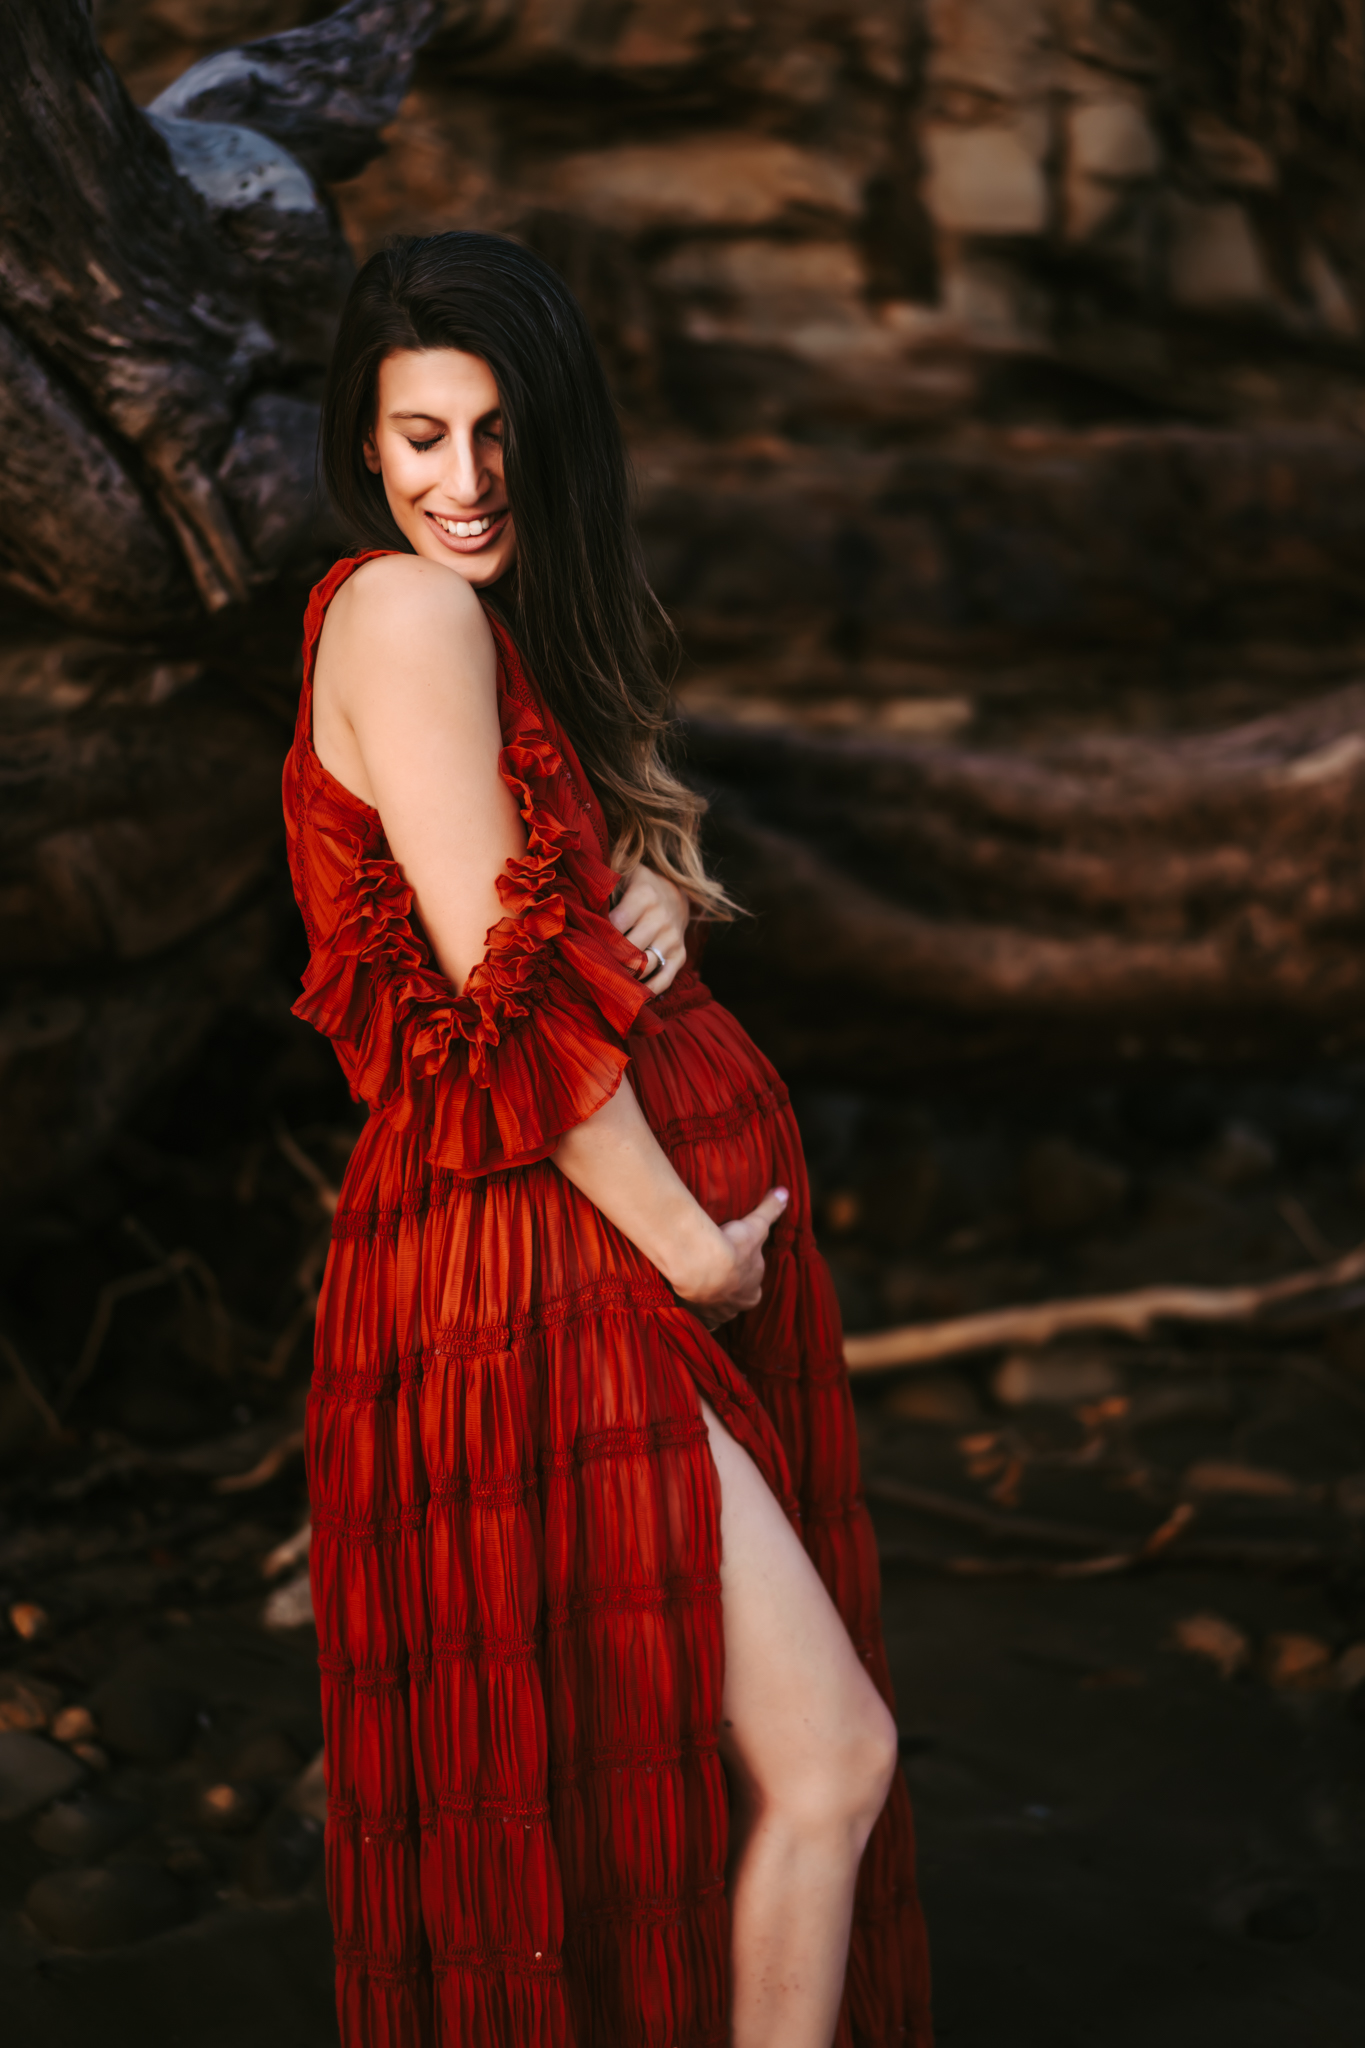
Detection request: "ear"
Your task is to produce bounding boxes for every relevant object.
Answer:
[362,430,382,475]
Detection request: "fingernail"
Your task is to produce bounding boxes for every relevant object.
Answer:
[775,1187,789,1202]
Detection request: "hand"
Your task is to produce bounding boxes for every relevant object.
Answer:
[680,1187,789,1330]
[610,863,689,994]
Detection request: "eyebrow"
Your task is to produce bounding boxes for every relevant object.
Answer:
[388,408,502,424]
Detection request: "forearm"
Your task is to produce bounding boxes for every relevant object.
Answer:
[551,1080,730,1298]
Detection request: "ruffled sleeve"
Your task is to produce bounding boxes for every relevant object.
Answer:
[292,726,660,1176]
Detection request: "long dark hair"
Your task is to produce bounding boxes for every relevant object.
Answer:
[320,230,734,917]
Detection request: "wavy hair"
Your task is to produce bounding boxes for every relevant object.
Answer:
[319,230,735,919]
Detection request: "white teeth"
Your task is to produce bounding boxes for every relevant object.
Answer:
[435,513,494,538]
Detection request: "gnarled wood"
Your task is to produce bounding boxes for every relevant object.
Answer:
[695,683,1365,1067]
[150,0,449,183]
[0,3,269,615]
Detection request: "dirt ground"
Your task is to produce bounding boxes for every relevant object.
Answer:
[2,978,1363,2046]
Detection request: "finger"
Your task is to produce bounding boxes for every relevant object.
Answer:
[621,906,666,953]
[609,884,646,934]
[746,1186,790,1239]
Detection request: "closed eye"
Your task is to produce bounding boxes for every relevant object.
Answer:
[408,433,444,453]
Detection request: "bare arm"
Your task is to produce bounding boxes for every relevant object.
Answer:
[554,1084,787,1321]
[313,553,523,991]
[313,555,785,1319]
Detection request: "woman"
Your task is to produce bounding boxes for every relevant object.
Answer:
[284,230,932,2048]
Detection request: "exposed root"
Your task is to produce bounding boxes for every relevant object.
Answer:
[844,1237,1365,1373]
[214,1426,305,1496]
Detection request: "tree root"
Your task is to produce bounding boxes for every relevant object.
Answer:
[844,1237,1365,1373]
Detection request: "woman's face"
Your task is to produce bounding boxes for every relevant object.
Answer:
[362,348,517,586]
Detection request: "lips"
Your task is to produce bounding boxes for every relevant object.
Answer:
[424,507,509,555]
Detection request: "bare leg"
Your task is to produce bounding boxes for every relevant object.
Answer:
[699,1401,899,2048]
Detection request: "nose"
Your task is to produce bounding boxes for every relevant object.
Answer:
[443,428,488,508]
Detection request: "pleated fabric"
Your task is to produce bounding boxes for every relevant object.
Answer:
[283,555,933,2048]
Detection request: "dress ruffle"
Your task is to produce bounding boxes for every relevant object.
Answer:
[293,701,659,1176]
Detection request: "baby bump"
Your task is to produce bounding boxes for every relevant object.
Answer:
[630,996,809,1229]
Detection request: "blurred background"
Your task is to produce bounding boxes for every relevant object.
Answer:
[2,3,1365,2042]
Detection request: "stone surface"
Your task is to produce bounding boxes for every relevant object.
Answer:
[0,1732,85,1821]
[30,1792,150,1861]
[24,1863,190,1950]
[534,135,862,238]
[243,1801,325,1899]
[0,1674,60,1733]
[89,1660,199,1765]
[1064,94,1159,240]
[1167,198,1275,313]
[922,118,1049,235]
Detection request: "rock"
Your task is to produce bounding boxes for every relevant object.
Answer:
[262,1569,315,1632]
[1201,1119,1277,1187]
[1262,1633,1333,1690]
[538,136,860,238]
[242,1803,324,1900]
[939,248,1049,345]
[24,1863,189,1950]
[0,1673,60,1733]
[884,1374,982,1428]
[49,1704,97,1746]
[1167,197,1275,313]
[8,1600,51,1641]
[924,0,1050,101]
[1170,1613,1251,1680]
[197,1782,262,1834]
[1184,111,1278,192]
[90,1660,199,1764]
[1301,243,1360,340]
[30,1791,148,1860]
[1069,98,1161,182]
[1065,96,1160,241]
[1019,1138,1128,1237]
[0,1731,85,1820]
[992,1351,1121,1408]
[230,1729,301,1784]
[921,118,1049,235]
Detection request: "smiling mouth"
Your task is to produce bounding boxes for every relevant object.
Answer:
[427,509,507,544]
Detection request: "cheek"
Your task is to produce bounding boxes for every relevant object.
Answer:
[378,441,426,499]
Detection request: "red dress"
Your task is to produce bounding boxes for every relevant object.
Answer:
[283,555,932,2048]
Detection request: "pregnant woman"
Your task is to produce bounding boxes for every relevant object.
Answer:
[284,231,931,2048]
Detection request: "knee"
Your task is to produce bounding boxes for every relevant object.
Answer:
[784,1693,900,1848]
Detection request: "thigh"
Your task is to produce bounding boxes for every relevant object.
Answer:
[698,1400,891,1800]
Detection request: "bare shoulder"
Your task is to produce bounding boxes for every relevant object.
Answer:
[319,555,495,704]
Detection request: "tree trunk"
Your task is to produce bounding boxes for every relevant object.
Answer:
[693,683,1365,1074]
[0,0,440,1204]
